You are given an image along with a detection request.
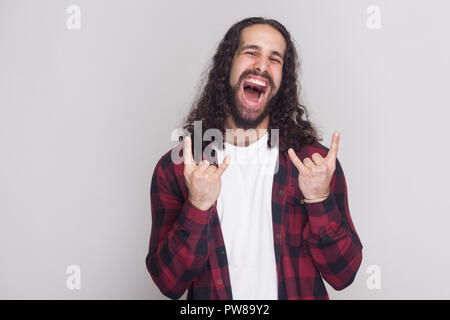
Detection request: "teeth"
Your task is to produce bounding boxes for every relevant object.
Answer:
[258,90,264,103]
[246,78,266,87]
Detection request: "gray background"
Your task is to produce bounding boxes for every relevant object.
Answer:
[1,0,449,299]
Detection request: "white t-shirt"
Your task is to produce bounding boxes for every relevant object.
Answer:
[214,132,279,300]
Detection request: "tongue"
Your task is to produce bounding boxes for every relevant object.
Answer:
[244,87,260,103]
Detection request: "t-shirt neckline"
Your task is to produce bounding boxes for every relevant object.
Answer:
[224,131,268,152]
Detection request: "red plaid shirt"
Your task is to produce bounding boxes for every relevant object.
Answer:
[146,140,363,300]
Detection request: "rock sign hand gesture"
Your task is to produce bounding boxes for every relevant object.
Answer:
[183,136,230,211]
[287,132,340,201]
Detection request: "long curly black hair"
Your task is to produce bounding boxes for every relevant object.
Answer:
[181,17,322,154]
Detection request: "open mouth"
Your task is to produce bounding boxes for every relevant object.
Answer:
[241,76,269,109]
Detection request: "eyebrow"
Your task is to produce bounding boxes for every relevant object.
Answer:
[240,44,284,60]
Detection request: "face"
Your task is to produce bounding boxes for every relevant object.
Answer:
[227,24,286,129]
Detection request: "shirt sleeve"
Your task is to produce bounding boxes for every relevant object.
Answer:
[145,155,213,299]
[302,157,363,290]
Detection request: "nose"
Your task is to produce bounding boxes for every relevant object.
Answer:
[253,55,270,74]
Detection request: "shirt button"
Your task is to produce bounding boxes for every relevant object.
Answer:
[300,199,305,204]
[276,233,281,240]
[279,189,284,196]
[217,279,223,285]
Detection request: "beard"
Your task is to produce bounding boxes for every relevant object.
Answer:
[226,70,280,130]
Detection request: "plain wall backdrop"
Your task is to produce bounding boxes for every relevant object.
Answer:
[1,0,450,299]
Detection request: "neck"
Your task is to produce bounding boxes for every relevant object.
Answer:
[224,115,269,147]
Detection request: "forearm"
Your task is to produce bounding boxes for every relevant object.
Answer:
[147,199,212,299]
[303,192,363,290]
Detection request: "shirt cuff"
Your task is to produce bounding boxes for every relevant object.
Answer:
[175,200,212,235]
[304,192,343,234]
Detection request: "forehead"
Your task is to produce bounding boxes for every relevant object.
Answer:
[238,24,286,55]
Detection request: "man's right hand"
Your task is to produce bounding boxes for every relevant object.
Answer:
[183,135,230,211]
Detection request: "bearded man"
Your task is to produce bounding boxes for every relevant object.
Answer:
[146,17,363,300]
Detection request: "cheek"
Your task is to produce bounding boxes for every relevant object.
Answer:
[229,58,253,87]
[229,60,243,87]
[229,70,239,88]
[229,68,240,88]
[272,68,283,92]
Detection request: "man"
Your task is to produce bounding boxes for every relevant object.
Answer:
[146,17,363,300]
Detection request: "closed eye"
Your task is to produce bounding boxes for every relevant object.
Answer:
[244,51,282,63]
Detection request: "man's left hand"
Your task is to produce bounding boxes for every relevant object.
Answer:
[288,132,340,200]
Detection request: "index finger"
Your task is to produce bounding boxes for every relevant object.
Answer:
[213,155,230,178]
[288,148,307,173]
